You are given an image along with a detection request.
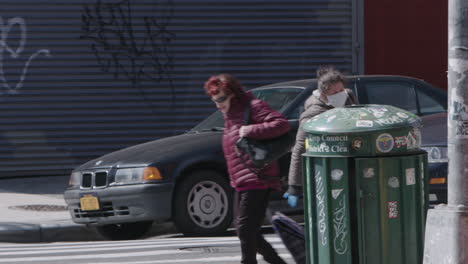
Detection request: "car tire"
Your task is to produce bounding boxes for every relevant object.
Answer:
[96,221,153,240]
[173,170,233,236]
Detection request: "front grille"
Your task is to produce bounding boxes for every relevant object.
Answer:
[73,202,130,218]
[95,172,107,187]
[82,173,92,188]
[80,171,108,188]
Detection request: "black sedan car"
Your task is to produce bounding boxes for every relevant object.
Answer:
[419,112,448,204]
[64,75,448,240]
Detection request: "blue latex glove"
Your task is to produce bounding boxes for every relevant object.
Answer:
[283,192,299,207]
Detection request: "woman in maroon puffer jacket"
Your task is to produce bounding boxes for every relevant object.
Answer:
[204,74,289,264]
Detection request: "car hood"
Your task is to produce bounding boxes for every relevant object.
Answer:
[76,131,223,170]
[421,112,447,146]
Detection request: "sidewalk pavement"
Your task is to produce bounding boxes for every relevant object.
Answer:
[0,193,104,243]
[0,175,176,243]
[0,175,105,243]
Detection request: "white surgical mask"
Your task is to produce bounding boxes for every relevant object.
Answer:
[326,90,348,108]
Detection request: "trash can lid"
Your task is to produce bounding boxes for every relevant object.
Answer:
[302,104,422,134]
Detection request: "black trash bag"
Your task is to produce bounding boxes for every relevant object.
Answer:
[271,212,306,264]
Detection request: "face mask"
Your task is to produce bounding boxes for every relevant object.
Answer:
[326,90,348,108]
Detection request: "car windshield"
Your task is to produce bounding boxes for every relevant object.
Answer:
[190,87,304,132]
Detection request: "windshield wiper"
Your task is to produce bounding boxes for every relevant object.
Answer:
[199,127,224,132]
[187,127,224,133]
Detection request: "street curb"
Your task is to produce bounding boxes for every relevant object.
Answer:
[0,222,103,243]
[0,223,41,243]
[0,221,179,243]
[40,222,105,242]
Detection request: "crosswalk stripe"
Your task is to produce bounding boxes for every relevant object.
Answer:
[0,235,262,248]
[0,249,191,263]
[0,241,285,256]
[0,241,237,254]
[0,237,282,252]
[94,253,292,264]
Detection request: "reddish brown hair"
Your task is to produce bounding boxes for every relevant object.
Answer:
[204,74,246,99]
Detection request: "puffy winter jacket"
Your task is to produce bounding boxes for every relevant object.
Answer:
[222,92,290,192]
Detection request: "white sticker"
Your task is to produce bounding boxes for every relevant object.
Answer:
[388,177,400,188]
[397,112,409,119]
[407,128,421,149]
[332,189,343,199]
[406,168,416,185]
[372,111,385,118]
[363,168,375,178]
[375,106,388,111]
[388,201,399,218]
[356,120,374,127]
[331,169,344,181]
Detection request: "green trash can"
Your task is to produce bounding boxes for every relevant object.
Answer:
[302,104,428,264]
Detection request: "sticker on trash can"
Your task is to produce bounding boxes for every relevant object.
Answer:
[356,120,373,128]
[406,168,416,185]
[352,138,363,150]
[332,189,343,199]
[397,112,409,119]
[331,169,344,181]
[388,177,400,188]
[407,128,421,149]
[363,168,375,178]
[370,107,388,118]
[376,133,394,153]
[388,201,399,218]
[394,136,407,148]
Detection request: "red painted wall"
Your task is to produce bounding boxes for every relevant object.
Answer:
[364,0,448,90]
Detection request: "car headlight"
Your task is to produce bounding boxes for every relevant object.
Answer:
[69,171,81,188]
[421,146,448,163]
[114,166,162,184]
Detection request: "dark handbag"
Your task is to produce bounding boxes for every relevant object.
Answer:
[235,101,296,172]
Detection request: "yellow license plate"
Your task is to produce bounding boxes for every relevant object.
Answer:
[80,194,100,211]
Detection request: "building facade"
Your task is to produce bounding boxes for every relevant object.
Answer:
[0,0,363,177]
[364,0,447,90]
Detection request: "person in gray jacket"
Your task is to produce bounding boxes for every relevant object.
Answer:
[283,66,359,207]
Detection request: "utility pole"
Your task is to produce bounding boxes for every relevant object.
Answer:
[424,0,468,263]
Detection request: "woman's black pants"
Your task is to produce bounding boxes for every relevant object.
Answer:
[234,189,287,264]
